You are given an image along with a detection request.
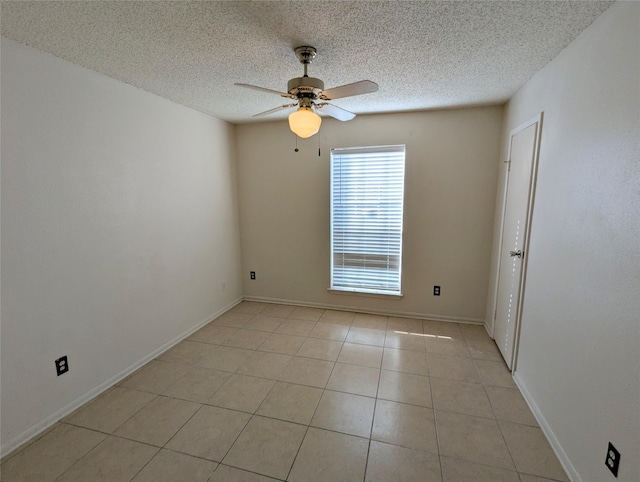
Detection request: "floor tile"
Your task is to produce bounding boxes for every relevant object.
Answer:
[425,338,471,358]
[258,333,306,355]
[345,326,386,346]
[518,474,563,482]
[422,320,464,338]
[56,436,157,482]
[119,360,191,394]
[209,464,281,481]
[214,311,255,328]
[289,428,368,482]
[384,330,426,351]
[4,303,569,482]
[236,351,292,379]
[165,405,250,461]
[460,323,491,340]
[114,396,200,446]
[244,315,284,333]
[309,322,350,341]
[65,387,155,433]
[427,353,481,383]
[352,313,388,330]
[320,309,356,325]
[0,424,106,482]
[196,345,253,372]
[382,347,429,376]
[435,410,514,470]
[326,363,380,397]
[256,382,322,424]
[499,421,568,481]
[259,303,296,318]
[158,340,216,364]
[311,390,375,438]
[231,301,267,314]
[431,378,493,418]
[162,366,230,403]
[296,338,343,361]
[338,342,383,367]
[207,374,275,413]
[377,370,432,407]
[288,306,324,321]
[131,449,217,482]
[371,400,438,453]
[278,356,334,388]
[223,416,306,480]
[189,325,239,345]
[223,329,271,350]
[440,456,520,482]
[366,440,441,482]
[466,338,503,361]
[387,317,424,333]
[274,319,316,337]
[485,386,538,426]
[474,359,516,388]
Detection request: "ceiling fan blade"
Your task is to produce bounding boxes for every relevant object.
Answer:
[316,102,356,121]
[252,103,298,117]
[235,83,296,99]
[318,80,378,100]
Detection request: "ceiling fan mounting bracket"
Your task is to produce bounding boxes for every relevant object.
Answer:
[294,46,317,64]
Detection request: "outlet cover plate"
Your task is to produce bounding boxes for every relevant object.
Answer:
[55,356,69,376]
[605,441,620,477]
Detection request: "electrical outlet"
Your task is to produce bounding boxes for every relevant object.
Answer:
[250,271,256,280]
[433,286,441,296]
[55,356,69,376]
[605,442,620,477]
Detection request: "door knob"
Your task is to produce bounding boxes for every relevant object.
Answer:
[509,250,523,258]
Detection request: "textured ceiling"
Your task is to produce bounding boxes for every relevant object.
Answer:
[1,1,613,123]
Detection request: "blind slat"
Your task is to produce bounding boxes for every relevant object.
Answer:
[330,145,406,294]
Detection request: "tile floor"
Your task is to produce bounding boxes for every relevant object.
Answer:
[1,301,569,482]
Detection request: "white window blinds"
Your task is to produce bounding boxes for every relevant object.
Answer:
[330,145,406,295]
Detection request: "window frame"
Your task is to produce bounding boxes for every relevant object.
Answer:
[329,144,406,296]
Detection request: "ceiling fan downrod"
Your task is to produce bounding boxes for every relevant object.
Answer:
[295,46,317,77]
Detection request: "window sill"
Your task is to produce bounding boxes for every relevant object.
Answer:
[327,288,404,299]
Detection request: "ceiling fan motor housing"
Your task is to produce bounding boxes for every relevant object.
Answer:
[288,76,324,98]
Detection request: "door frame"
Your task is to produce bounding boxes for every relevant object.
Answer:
[491,112,543,372]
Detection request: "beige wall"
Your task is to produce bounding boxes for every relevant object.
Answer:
[236,107,503,322]
[486,2,639,480]
[1,40,243,454]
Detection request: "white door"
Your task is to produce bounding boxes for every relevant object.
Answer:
[493,115,542,369]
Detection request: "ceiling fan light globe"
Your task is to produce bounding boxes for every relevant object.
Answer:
[288,107,321,138]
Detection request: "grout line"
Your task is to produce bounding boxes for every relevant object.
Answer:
[213,463,284,481]
[427,352,445,481]
[363,354,386,482]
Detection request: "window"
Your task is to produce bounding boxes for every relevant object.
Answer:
[330,145,406,295]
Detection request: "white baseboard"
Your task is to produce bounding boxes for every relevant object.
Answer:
[243,295,485,325]
[513,372,580,482]
[0,297,242,459]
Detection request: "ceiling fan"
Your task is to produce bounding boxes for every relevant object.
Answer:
[235,46,378,138]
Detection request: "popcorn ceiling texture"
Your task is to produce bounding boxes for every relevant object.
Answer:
[1,1,612,123]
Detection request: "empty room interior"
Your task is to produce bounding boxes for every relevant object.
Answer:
[1,1,638,481]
